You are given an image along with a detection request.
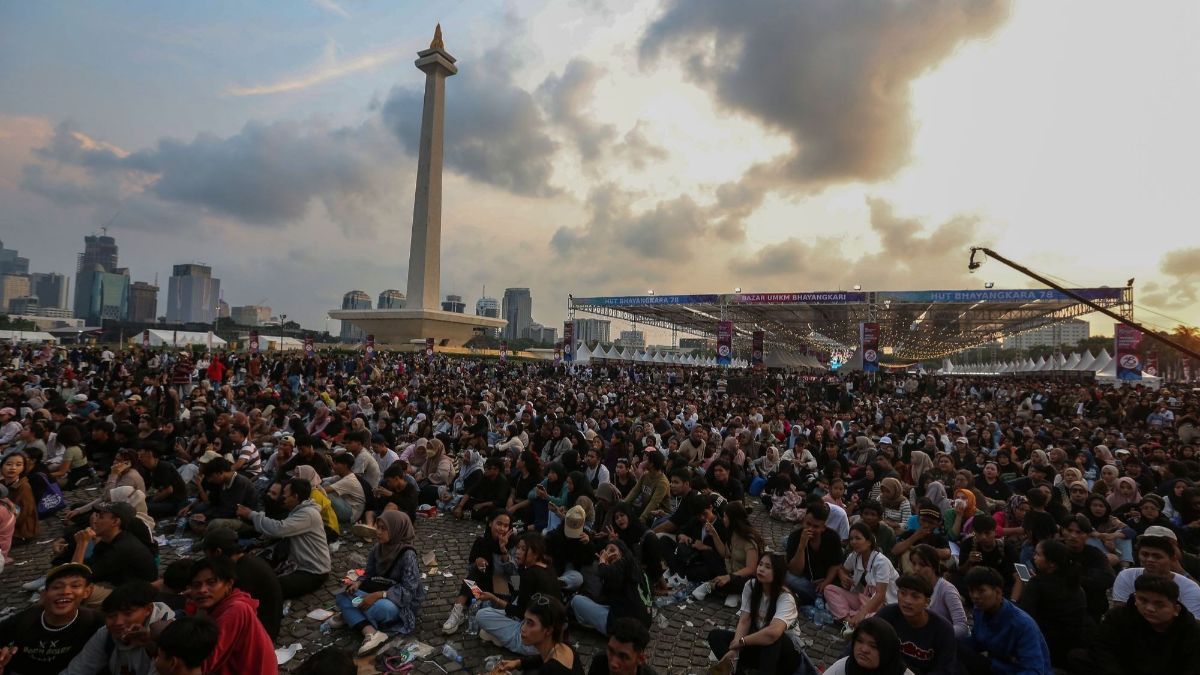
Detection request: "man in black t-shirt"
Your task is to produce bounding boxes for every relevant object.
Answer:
[956,514,1011,586]
[136,445,187,519]
[0,563,104,675]
[876,575,958,674]
[784,500,843,605]
[708,460,744,504]
[280,435,332,478]
[652,469,707,535]
[70,501,159,607]
[588,617,658,675]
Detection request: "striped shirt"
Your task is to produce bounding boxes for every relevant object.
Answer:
[236,440,262,478]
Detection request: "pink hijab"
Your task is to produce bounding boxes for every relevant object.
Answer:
[1107,476,1141,510]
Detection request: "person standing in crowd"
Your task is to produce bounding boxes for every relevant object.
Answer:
[0,563,105,675]
[237,477,332,598]
[183,556,278,675]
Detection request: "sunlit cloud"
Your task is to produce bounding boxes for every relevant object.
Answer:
[225,43,401,96]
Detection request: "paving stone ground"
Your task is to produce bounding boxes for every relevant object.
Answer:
[1,488,847,674]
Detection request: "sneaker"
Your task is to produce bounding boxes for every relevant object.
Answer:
[442,603,466,634]
[357,630,389,656]
[692,582,713,601]
[478,628,503,647]
[21,577,45,592]
[351,523,377,541]
[723,594,739,608]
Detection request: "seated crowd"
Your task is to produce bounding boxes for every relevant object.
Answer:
[0,344,1198,675]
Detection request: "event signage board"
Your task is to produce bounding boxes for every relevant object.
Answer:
[249,331,259,354]
[554,342,562,366]
[860,322,880,373]
[1145,352,1159,377]
[563,321,575,362]
[880,288,1123,304]
[142,330,150,348]
[425,337,434,364]
[1114,324,1143,381]
[1184,357,1192,382]
[304,337,315,358]
[575,294,720,307]
[752,330,764,370]
[717,321,733,366]
[499,341,508,363]
[365,334,375,360]
[735,292,867,304]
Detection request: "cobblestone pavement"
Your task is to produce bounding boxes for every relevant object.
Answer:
[1,488,847,674]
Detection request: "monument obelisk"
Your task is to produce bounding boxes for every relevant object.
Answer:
[405,24,456,311]
[329,25,506,347]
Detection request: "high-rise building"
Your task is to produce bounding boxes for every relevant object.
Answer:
[217,299,230,319]
[77,234,119,274]
[475,296,499,318]
[1,274,32,313]
[166,264,222,324]
[30,272,68,310]
[1002,319,1091,350]
[126,282,159,323]
[524,322,557,344]
[441,294,465,313]
[378,289,406,309]
[340,290,371,341]
[7,296,38,315]
[502,288,532,341]
[572,318,611,345]
[616,330,645,349]
[679,337,711,351]
[75,265,129,323]
[231,305,271,326]
[0,241,29,276]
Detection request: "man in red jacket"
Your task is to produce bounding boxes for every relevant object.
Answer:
[186,556,278,675]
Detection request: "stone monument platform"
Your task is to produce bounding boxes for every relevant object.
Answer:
[329,308,505,347]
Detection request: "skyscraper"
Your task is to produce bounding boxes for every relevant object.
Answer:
[77,234,119,273]
[0,240,29,276]
[127,281,159,323]
[1,274,31,312]
[475,296,499,318]
[166,264,221,324]
[74,264,129,323]
[502,288,532,341]
[30,272,68,310]
[378,289,406,309]
[340,290,371,341]
[231,305,271,326]
[441,294,465,313]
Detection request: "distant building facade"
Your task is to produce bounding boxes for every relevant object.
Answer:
[0,241,29,276]
[75,266,129,323]
[1002,318,1091,350]
[475,296,500,338]
[441,294,465,313]
[127,281,159,323]
[572,318,611,345]
[378,290,406,309]
[502,288,532,341]
[231,305,271,326]
[30,272,69,310]
[340,290,371,342]
[616,330,646,349]
[166,264,221,324]
[525,322,557,345]
[1,274,31,313]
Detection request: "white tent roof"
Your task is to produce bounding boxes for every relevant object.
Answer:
[1091,349,1112,373]
[0,330,56,343]
[1063,352,1081,370]
[1075,350,1095,371]
[136,329,227,347]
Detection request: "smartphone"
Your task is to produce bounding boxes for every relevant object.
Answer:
[1014,563,1033,582]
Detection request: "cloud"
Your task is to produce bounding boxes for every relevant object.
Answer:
[552,183,706,263]
[537,59,616,162]
[381,49,560,197]
[226,43,402,96]
[310,0,349,18]
[640,0,1011,188]
[1139,247,1200,310]
[730,197,984,289]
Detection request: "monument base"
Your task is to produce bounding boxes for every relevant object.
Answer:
[328,308,506,347]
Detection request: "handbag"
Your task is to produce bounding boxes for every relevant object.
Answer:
[35,473,67,518]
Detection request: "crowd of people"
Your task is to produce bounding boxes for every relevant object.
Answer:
[0,342,1198,675]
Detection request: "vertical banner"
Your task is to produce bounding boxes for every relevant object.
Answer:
[364,334,375,360]
[553,342,563,366]
[249,330,260,354]
[716,321,733,366]
[1145,352,1159,377]
[304,336,315,358]
[563,321,575,363]
[752,330,765,370]
[142,330,150,349]
[172,330,178,347]
[1182,357,1192,383]
[499,341,508,363]
[425,337,435,364]
[1114,323,1143,381]
[860,322,880,373]
[206,330,213,351]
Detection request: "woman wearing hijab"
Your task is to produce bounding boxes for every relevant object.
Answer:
[1084,494,1135,564]
[995,494,1028,539]
[332,511,425,655]
[823,616,914,675]
[292,465,341,537]
[1107,477,1141,516]
[906,451,934,488]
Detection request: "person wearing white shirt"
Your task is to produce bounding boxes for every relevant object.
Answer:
[706,553,803,674]
[823,522,899,627]
[1111,531,1200,618]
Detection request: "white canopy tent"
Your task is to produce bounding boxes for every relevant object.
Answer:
[0,330,57,343]
[135,329,227,348]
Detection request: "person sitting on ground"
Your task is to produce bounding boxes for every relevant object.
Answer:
[587,617,657,675]
[824,522,899,630]
[442,509,515,634]
[236,477,332,598]
[0,484,16,569]
[874,574,958,675]
[1068,574,1200,675]
[179,457,257,535]
[663,495,728,585]
[783,499,844,606]
[692,502,764,607]
[0,563,105,675]
[452,456,510,520]
[492,594,585,675]
[135,445,187,520]
[905,544,968,640]
[279,435,332,478]
[651,468,708,536]
[547,504,597,592]
[64,449,146,527]
[706,553,802,674]
[331,511,424,656]
[1111,526,1200,617]
[288,464,341,540]
[1,451,39,541]
[322,452,367,528]
[475,532,564,655]
[891,506,953,571]
[621,450,669,524]
[64,501,158,607]
[857,500,897,558]
[183,557,278,675]
[570,537,651,635]
[413,437,454,505]
[362,461,419,532]
[1012,538,1092,669]
[959,566,1052,675]
[343,429,381,488]
[200,527,283,640]
[65,580,175,675]
[953,514,1012,596]
[1057,513,1116,621]
[823,616,915,675]
[707,459,745,506]
[153,615,221,675]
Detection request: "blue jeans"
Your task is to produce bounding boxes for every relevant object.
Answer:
[560,569,584,592]
[475,607,537,655]
[784,573,818,606]
[335,590,401,631]
[569,595,609,634]
[329,496,353,528]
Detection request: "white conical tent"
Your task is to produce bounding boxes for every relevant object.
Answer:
[1063,352,1080,370]
[1075,350,1095,371]
[1091,349,1112,373]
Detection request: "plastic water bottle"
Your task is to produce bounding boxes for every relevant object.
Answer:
[465,604,480,637]
[442,643,464,664]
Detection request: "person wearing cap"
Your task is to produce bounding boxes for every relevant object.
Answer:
[1067,574,1200,675]
[257,433,295,485]
[66,501,158,607]
[1112,527,1200,617]
[64,580,175,675]
[547,503,596,592]
[201,527,283,640]
[0,563,105,674]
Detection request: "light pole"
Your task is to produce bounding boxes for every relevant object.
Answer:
[279,314,287,353]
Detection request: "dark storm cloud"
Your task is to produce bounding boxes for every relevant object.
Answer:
[382,49,559,197]
[1140,247,1200,309]
[551,183,706,261]
[640,0,1011,187]
[538,58,615,162]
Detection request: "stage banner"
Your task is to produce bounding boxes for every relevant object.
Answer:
[860,322,881,373]
[717,321,733,366]
[249,331,260,354]
[365,334,375,360]
[304,337,315,358]
[563,322,575,362]
[554,342,562,366]
[142,330,150,349]
[425,337,435,364]
[499,341,508,363]
[1145,352,1159,377]
[752,330,765,370]
[1114,324,1143,381]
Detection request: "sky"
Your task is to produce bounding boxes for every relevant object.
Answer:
[2,0,1198,343]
